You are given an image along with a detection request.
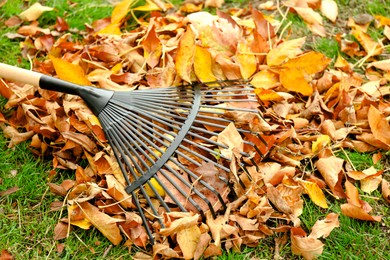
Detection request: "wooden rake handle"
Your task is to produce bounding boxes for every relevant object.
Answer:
[0,62,114,115]
[0,62,85,95]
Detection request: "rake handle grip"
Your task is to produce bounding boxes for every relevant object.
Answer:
[0,62,81,95]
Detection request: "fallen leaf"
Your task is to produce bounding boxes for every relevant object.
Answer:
[0,249,13,260]
[236,40,257,79]
[316,156,344,193]
[340,203,382,222]
[78,201,123,245]
[299,180,328,208]
[54,222,69,240]
[309,213,339,238]
[194,46,216,82]
[320,0,338,22]
[50,55,91,86]
[312,135,331,154]
[1,126,34,148]
[267,37,305,66]
[177,225,201,259]
[159,213,199,236]
[382,179,390,204]
[175,26,196,82]
[291,227,324,260]
[368,105,390,147]
[250,70,280,89]
[352,29,382,56]
[19,2,53,22]
[0,186,19,197]
[294,7,326,36]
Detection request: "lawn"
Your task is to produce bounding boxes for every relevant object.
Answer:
[0,0,389,259]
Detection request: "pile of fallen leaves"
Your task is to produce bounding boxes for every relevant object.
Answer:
[0,0,389,259]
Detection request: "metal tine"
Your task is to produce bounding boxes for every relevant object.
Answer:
[107,106,229,215]
[109,110,219,218]
[99,114,164,235]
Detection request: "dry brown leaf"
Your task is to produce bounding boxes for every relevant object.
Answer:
[78,201,123,245]
[291,227,324,260]
[266,184,292,214]
[177,225,201,259]
[0,186,19,197]
[194,233,212,260]
[0,249,13,260]
[309,213,339,238]
[1,126,34,148]
[294,7,326,36]
[340,203,382,222]
[217,122,243,160]
[159,213,199,236]
[316,156,344,193]
[53,221,69,240]
[382,179,390,204]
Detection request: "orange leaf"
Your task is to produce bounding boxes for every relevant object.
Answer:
[49,55,91,86]
[368,105,390,147]
[236,40,257,79]
[175,26,196,82]
[299,180,328,208]
[78,201,123,245]
[382,179,390,204]
[143,22,162,68]
[340,203,382,222]
[254,88,283,102]
[283,51,331,75]
[279,68,313,96]
[194,46,216,82]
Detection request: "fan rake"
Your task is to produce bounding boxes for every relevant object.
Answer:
[0,63,269,243]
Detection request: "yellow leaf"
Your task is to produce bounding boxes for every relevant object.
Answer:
[250,70,279,89]
[175,26,196,82]
[177,225,201,259]
[96,0,134,35]
[67,205,92,229]
[283,51,331,75]
[194,46,216,82]
[111,0,134,24]
[352,29,382,56]
[144,177,166,197]
[49,55,91,86]
[299,180,328,208]
[312,134,331,153]
[236,40,257,79]
[375,15,390,28]
[279,68,313,96]
[78,201,123,245]
[267,37,306,66]
[254,88,283,102]
[96,23,122,35]
[133,0,172,11]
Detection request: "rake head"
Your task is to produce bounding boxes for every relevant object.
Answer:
[97,79,269,243]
